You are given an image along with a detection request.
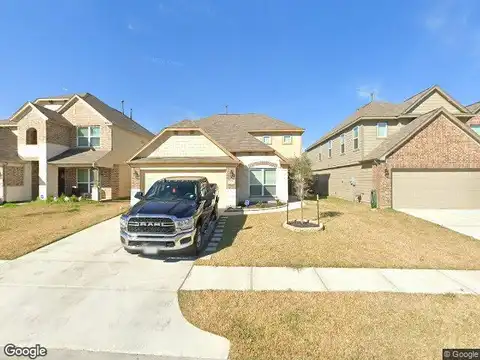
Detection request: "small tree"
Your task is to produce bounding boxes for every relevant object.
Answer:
[290,153,313,223]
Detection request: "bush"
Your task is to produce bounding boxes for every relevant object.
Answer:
[70,195,78,202]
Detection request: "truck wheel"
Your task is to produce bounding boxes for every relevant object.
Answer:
[193,225,204,255]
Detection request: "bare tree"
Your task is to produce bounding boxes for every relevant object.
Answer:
[290,153,313,223]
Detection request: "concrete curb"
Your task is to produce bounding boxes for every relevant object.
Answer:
[225,201,302,215]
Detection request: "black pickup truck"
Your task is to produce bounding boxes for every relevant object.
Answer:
[120,176,219,256]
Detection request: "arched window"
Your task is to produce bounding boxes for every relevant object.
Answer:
[26,128,37,145]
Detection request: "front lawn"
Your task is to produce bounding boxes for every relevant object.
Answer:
[179,291,480,360]
[199,198,480,269]
[0,200,129,259]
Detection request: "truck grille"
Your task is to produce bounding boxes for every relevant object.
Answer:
[127,217,175,234]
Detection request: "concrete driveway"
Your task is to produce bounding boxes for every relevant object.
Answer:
[399,209,480,240]
[0,217,229,360]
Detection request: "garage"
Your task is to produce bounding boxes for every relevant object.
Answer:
[142,169,228,209]
[392,170,480,209]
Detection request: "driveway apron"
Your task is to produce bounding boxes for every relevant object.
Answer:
[0,217,229,360]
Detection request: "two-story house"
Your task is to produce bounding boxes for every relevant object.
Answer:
[0,93,154,203]
[127,113,304,208]
[305,85,480,209]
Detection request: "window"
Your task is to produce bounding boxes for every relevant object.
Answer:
[340,134,345,154]
[77,169,94,195]
[26,128,37,145]
[318,151,322,161]
[77,126,100,147]
[471,125,480,135]
[262,135,272,144]
[283,135,292,144]
[328,140,332,158]
[249,168,276,196]
[353,126,359,150]
[377,122,388,138]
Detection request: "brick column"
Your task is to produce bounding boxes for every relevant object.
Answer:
[130,167,141,206]
[0,165,5,203]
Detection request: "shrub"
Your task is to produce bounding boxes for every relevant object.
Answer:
[71,195,78,202]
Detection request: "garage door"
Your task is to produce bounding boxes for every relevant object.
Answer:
[392,170,480,209]
[143,169,228,209]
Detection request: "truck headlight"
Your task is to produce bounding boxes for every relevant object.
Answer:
[175,217,194,231]
[120,215,128,229]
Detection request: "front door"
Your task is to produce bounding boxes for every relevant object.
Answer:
[58,168,66,196]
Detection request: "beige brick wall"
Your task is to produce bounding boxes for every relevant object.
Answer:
[16,110,46,145]
[63,100,112,150]
[6,166,24,186]
[46,122,73,146]
[373,114,480,208]
[148,134,226,157]
[100,168,112,200]
[467,115,480,126]
[131,167,141,189]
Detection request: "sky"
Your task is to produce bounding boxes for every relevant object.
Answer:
[1,0,480,148]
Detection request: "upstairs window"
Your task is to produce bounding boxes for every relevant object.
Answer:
[471,125,480,135]
[328,140,332,158]
[318,151,322,161]
[282,135,292,144]
[26,128,37,145]
[340,134,345,154]
[77,126,100,147]
[262,135,272,145]
[377,122,388,138]
[353,126,359,150]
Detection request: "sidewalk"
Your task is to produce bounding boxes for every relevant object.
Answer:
[181,266,480,295]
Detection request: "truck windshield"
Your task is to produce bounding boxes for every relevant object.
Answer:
[144,180,197,201]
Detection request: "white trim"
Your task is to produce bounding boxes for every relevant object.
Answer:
[282,135,292,145]
[76,125,101,148]
[376,122,388,138]
[340,134,345,154]
[248,168,277,197]
[328,140,332,158]
[262,135,272,145]
[353,126,359,150]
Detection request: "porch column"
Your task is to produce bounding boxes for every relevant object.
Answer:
[91,168,101,201]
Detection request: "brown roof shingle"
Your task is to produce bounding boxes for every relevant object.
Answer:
[80,94,154,138]
[48,148,110,165]
[170,114,303,152]
[467,101,480,114]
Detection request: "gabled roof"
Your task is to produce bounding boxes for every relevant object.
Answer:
[128,126,241,164]
[466,101,480,114]
[364,107,480,161]
[171,114,303,153]
[306,85,471,151]
[48,148,110,165]
[57,93,154,138]
[31,104,72,127]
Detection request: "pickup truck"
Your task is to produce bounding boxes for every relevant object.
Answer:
[120,176,219,256]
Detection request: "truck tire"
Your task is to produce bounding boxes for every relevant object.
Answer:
[186,224,204,257]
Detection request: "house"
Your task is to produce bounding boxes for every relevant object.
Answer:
[305,85,480,209]
[0,93,154,203]
[127,114,304,209]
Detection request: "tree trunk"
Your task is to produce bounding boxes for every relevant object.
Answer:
[300,185,304,222]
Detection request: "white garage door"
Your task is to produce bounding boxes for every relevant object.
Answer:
[392,170,480,209]
[143,169,228,209]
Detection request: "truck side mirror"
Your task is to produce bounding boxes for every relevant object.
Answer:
[134,191,144,200]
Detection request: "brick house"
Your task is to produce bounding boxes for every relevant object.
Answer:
[305,85,480,209]
[0,93,154,203]
[127,114,304,209]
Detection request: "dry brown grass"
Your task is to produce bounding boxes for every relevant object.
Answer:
[199,198,480,269]
[179,291,480,360]
[0,200,128,259]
